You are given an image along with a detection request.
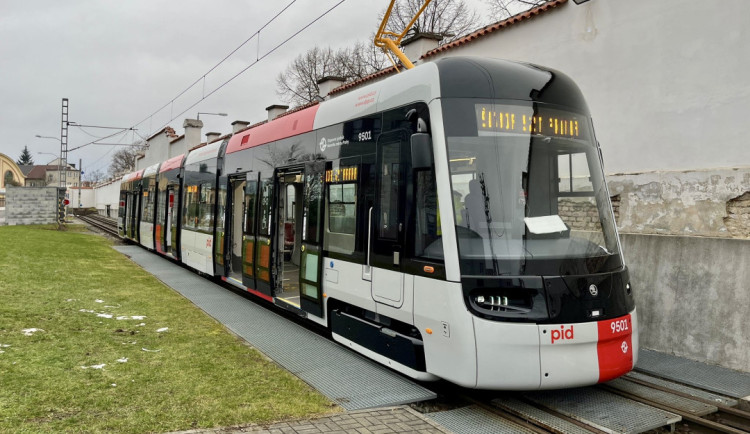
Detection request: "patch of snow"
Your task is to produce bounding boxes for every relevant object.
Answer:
[81,363,106,370]
[65,299,78,302]
[104,304,121,309]
[141,348,161,353]
[136,323,145,327]
[96,313,113,319]
[156,327,169,333]
[79,309,95,313]
[0,350,4,354]
[94,299,104,303]
[22,328,44,336]
[111,383,116,387]
[0,344,10,348]
[116,315,147,321]
[116,357,128,363]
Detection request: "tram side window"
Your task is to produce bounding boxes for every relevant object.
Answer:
[304,170,323,244]
[413,169,442,260]
[183,182,215,232]
[184,185,200,230]
[142,185,156,223]
[258,179,273,236]
[198,182,215,232]
[325,182,356,255]
[379,141,401,240]
[244,181,258,235]
[328,183,356,234]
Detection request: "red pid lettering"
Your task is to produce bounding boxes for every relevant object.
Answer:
[551,325,575,344]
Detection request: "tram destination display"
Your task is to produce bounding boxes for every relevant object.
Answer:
[475,104,590,140]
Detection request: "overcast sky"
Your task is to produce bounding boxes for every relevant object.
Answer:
[0,0,491,177]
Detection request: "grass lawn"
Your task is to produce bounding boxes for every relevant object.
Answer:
[0,225,337,433]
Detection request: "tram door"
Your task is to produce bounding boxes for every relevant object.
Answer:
[127,190,140,241]
[272,169,305,309]
[253,175,274,297]
[269,162,325,317]
[226,177,246,281]
[166,187,177,255]
[370,130,411,307]
[299,161,325,317]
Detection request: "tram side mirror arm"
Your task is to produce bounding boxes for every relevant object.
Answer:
[411,133,433,170]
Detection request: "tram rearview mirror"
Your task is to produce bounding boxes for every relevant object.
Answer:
[411,133,433,170]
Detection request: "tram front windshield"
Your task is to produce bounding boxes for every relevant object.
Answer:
[442,99,622,276]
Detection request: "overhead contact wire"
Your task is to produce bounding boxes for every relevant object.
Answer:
[131,0,298,132]
[157,0,346,130]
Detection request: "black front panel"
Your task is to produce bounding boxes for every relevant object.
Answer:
[463,267,635,324]
[437,56,590,113]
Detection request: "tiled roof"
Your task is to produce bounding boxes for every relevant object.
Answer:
[26,166,49,179]
[328,66,398,97]
[275,100,319,119]
[422,0,568,59]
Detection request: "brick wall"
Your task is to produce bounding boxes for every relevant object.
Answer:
[6,187,59,225]
[725,192,750,238]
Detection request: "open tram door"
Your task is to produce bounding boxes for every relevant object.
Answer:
[165,186,178,257]
[269,161,326,318]
[298,160,326,318]
[223,174,246,283]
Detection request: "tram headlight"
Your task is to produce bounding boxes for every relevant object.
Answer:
[474,295,509,307]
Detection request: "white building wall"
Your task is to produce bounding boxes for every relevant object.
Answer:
[93,179,122,218]
[65,187,95,208]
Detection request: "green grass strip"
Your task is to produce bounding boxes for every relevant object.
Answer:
[0,225,337,433]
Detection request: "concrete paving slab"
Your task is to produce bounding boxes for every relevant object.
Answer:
[113,245,436,411]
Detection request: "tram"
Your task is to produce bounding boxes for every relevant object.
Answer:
[119,56,638,390]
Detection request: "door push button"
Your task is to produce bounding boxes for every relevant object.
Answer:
[441,321,450,338]
[393,251,400,266]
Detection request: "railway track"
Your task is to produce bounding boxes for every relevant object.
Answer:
[418,367,750,434]
[77,214,119,237]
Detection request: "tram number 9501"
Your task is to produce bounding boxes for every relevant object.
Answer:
[610,319,629,334]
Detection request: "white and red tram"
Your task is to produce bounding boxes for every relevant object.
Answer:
[119,57,637,390]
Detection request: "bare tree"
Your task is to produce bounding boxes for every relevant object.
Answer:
[84,169,106,185]
[276,44,388,107]
[276,0,480,106]
[484,0,547,22]
[336,42,389,82]
[380,0,480,42]
[276,47,344,107]
[107,144,143,178]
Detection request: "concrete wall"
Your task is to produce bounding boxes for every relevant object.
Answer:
[610,169,750,238]
[623,234,750,372]
[5,186,59,225]
[94,180,121,218]
[65,187,95,209]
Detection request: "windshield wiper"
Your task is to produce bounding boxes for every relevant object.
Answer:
[478,173,501,276]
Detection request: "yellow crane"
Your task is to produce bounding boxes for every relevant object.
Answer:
[374,0,433,71]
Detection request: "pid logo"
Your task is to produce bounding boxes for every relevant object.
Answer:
[550,325,575,344]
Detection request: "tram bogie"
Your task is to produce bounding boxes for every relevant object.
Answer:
[118,56,637,390]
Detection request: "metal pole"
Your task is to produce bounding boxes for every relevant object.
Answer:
[60,98,69,222]
[78,158,82,207]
